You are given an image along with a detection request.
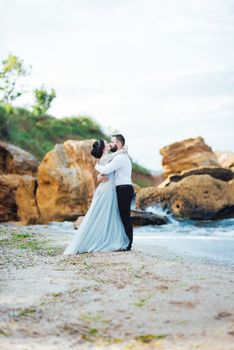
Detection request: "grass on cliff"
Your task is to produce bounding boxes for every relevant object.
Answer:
[0,103,155,187]
[0,103,106,160]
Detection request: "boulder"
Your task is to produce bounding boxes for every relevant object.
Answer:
[131,209,167,226]
[15,176,40,224]
[137,175,234,220]
[0,141,39,176]
[0,174,25,221]
[36,140,98,223]
[73,210,168,229]
[159,166,234,188]
[160,137,219,178]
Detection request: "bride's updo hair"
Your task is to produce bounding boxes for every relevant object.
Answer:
[91,139,105,158]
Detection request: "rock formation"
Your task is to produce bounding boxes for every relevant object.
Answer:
[158,167,234,188]
[137,172,234,220]
[0,141,38,176]
[131,209,167,226]
[35,140,97,223]
[2,136,234,224]
[1,139,98,224]
[160,137,219,178]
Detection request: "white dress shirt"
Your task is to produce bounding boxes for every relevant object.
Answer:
[95,154,132,186]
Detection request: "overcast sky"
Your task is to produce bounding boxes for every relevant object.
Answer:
[1,0,234,170]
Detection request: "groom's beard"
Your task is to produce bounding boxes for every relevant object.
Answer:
[110,145,118,153]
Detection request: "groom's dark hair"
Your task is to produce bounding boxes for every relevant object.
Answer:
[112,134,125,146]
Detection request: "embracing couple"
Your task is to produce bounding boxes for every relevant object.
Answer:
[64,134,135,255]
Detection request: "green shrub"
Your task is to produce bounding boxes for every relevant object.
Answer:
[0,104,106,160]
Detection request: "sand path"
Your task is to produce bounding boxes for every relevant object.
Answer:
[0,223,234,350]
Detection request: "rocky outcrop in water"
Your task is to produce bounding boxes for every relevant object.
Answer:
[131,209,167,226]
[160,137,219,178]
[143,137,234,220]
[73,210,168,228]
[159,167,234,188]
[137,172,234,220]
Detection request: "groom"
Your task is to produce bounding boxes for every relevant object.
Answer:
[95,134,134,251]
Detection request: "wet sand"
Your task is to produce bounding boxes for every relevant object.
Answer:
[0,223,234,350]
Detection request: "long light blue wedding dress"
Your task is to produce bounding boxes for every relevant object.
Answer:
[64,158,130,254]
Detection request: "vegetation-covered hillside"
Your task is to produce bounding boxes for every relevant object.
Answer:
[0,103,155,187]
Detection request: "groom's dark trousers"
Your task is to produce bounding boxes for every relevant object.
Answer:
[116,185,135,249]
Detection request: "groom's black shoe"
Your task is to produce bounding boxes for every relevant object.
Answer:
[121,246,132,252]
[113,246,131,252]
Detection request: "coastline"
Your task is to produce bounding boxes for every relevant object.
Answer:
[134,237,234,269]
[0,223,234,350]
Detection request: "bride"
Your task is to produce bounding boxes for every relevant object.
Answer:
[63,139,130,254]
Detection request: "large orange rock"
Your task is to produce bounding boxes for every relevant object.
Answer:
[36,140,97,223]
[160,137,219,178]
[15,175,40,224]
[136,174,234,220]
[0,141,39,175]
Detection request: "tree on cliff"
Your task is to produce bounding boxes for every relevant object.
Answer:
[32,86,56,116]
[0,53,31,103]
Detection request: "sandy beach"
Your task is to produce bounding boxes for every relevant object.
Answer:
[0,223,234,350]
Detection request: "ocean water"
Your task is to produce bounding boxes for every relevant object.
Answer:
[134,205,234,267]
